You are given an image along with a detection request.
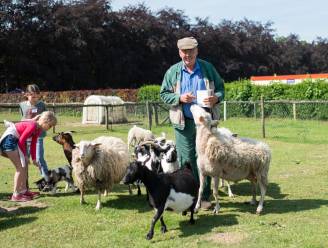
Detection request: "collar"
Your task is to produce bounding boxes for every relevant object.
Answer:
[182,59,200,74]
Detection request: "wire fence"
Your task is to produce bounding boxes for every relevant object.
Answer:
[0,100,327,138]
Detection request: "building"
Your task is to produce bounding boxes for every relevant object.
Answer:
[250,73,328,86]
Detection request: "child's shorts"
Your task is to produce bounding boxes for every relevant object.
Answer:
[0,134,18,152]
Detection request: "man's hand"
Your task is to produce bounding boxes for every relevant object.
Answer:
[203,95,219,107]
[180,92,196,103]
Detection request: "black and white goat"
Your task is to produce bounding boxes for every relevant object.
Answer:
[122,161,198,240]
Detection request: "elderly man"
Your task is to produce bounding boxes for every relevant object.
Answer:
[160,37,225,210]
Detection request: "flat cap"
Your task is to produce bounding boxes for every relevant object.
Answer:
[177,37,198,50]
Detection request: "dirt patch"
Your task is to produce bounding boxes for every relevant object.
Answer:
[205,232,247,245]
[0,200,47,213]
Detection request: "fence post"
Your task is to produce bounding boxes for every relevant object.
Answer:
[260,96,265,138]
[153,103,159,126]
[254,102,257,118]
[223,101,227,121]
[105,105,109,130]
[293,102,297,120]
[146,101,152,130]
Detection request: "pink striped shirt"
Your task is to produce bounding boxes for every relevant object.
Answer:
[15,120,42,160]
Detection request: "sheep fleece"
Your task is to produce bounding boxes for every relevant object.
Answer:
[72,136,129,192]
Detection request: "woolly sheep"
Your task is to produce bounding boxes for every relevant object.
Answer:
[72,136,129,210]
[190,104,271,214]
[127,125,155,150]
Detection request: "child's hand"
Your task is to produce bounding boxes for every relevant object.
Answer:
[32,160,41,169]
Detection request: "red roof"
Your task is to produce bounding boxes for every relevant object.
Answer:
[251,73,328,81]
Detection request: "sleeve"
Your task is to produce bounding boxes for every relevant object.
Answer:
[30,131,41,161]
[160,69,180,106]
[211,65,225,102]
[17,122,37,157]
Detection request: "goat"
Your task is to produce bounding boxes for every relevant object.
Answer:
[122,161,198,240]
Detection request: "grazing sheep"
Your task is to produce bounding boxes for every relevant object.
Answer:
[127,125,155,150]
[122,161,198,240]
[72,136,129,210]
[190,104,271,214]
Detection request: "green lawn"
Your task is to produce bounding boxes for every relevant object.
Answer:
[1,115,328,248]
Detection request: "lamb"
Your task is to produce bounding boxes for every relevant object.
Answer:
[127,125,155,150]
[122,160,198,240]
[72,136,129,210]
[190,104,271,214]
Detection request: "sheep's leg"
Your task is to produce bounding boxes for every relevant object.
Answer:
[103,189,108,197]
[256,179,267,214]
[213,177,220,214]
[226,181,234,198]
[146,207,164,240]
[219,178,225,188]
[137,183,141,196]
[250,181,257,205]
[195,173,206,212]
[159,217,167,233]
[95,190,102,210]
[80,188,86,204]
[64,182,69,192]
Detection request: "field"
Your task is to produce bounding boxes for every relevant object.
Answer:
[1,114,328,248]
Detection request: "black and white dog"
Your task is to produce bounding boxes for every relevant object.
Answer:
[35,165,78,194]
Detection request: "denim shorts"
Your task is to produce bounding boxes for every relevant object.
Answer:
[0,134,19,152]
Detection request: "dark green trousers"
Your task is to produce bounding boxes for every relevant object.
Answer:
[174,118,212,200]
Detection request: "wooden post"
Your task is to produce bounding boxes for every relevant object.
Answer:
[154,103,159,126]
[261,96,265,138]
[52,103,56,134]
[223,101,227,121]
[293,102,297,120]
[146,101,152,130]
[105,105,109,130]
[254,102,257,118]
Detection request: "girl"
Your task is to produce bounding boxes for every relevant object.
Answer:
[19,84,49,182]
[0,111,57,201]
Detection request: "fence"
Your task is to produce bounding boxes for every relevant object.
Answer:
[0,100,327,138]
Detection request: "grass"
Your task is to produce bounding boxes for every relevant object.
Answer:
[1,115,328,248]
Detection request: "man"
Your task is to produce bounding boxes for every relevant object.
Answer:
[160,37,224,210]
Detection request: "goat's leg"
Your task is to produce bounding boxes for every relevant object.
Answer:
[95,190,102,210]
[213,177,220,214]
[189,207,195,224]
[146,207,164,240]
[250,181,257,205]
[195,172,206,212]
[159,216,167,233]
[128,184,133,195]
[137,183,141,196]
[256,178,267,214]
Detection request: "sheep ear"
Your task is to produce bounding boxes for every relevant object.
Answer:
[199,116,205,124]
[91,142,102,147]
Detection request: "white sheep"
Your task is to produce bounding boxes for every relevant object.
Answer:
[72,136,129,210]
[127,125,155,150]
[190,104,271,214]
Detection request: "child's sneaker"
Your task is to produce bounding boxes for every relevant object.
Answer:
[11,194,32,202]
[24,191,40,198]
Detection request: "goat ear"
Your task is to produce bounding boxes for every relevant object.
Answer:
[211,120,219,127]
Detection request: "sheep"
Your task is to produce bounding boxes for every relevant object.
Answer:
[127,125,155,150]
[190,104,271,214]
[72,136,129,210]
[122,160,198,240]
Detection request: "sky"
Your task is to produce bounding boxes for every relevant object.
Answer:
[111,0,328,42]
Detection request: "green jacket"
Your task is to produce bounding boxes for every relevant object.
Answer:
[160,59,225,130]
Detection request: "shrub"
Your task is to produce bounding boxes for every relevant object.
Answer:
[137,85,161,102]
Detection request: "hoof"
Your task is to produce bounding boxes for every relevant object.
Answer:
[146,232,153,240]
[161,226,167,233]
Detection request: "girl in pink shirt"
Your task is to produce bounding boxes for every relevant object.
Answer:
[0,111,57,202]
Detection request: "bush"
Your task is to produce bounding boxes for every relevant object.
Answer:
[137,85,161,102]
